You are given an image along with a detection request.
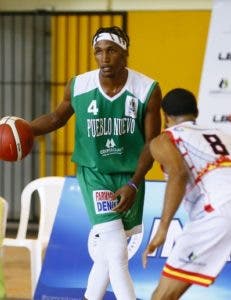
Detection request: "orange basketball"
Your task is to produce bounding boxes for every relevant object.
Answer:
[0,116,34,162]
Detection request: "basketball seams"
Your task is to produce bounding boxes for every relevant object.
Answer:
[0,115,21,125]
[5,118,22,161]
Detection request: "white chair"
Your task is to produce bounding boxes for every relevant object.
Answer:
[3,176,65,297]
[0,197,8,244]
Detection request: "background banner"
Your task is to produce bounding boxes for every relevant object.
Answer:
[34,176,231,300]
[197,0,231,133]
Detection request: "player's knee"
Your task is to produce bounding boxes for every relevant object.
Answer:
[108,245,128,269]
[106,230,128,268]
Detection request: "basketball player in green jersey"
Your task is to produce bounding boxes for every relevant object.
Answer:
[30,26,162,300]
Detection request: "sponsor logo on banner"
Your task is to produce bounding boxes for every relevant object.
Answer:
[93,190,118,214]
[213,114,231,123]
[218,78,229,89]
[35,179,231,300]
[218,52,231,60]
[127,228,143,259]
[209,78,231,94]
[197,0,231,133]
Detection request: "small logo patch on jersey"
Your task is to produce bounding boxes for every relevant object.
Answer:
[125,96,138,118]
[100,139,124,156]
[188,252,198,261]
[106,138,116,148]
[93,190,118,214]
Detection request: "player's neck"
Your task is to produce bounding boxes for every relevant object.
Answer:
[174,115,196,125]
[167,115,196,127]
[99,68,128,97]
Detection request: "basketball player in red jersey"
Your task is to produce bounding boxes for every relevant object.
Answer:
[143,88,231,299]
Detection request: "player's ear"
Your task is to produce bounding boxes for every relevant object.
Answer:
[165,115,176,128]
[121,49,128,60]
[163,113,169,129]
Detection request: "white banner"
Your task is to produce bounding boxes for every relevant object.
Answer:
[197,0,231,133]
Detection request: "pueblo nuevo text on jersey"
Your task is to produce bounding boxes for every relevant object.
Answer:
[87,117,136,138]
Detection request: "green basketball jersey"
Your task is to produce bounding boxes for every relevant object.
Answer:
[71,68,158,173]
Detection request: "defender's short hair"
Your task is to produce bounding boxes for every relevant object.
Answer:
[161,88,198,116]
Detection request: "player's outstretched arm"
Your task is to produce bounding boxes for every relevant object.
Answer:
[30,80,74,136]
[142,133,188,268]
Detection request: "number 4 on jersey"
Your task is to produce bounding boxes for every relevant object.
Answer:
[88,100,99,115]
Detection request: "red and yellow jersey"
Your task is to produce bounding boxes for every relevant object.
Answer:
[165,121,231,220]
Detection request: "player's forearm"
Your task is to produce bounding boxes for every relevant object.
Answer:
[30,112,66,136]
[160,171,188,227]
